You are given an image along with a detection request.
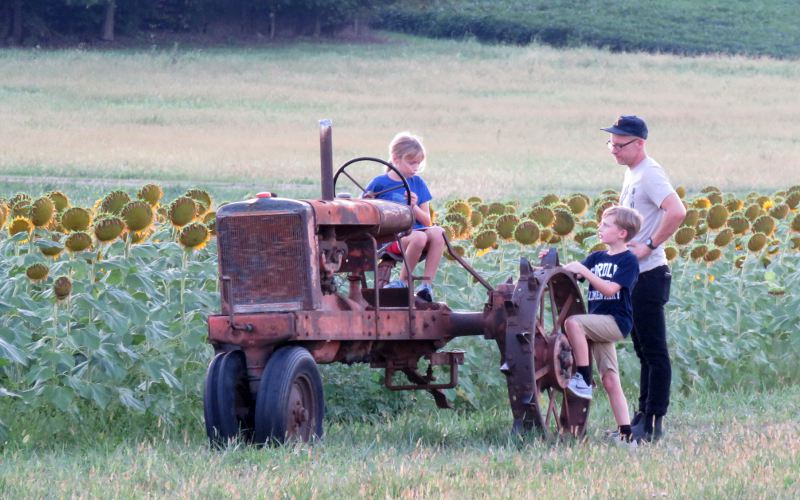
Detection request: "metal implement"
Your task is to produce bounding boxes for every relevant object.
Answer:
[204,120,589,446]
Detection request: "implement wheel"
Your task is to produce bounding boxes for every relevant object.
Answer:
[203,350,254,447]
[254,346,324,445]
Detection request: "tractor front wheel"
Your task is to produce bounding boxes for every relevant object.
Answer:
[253,346,324,445]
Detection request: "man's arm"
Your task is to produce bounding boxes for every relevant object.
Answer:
[628,192,686,258]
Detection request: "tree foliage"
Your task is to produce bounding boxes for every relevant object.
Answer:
[0,0,396,45]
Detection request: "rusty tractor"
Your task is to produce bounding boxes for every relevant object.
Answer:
[203,120,590,446]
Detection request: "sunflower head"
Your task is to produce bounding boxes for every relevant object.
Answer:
[185,188,213,216]
[692,197,712,209]
[203,211,216,236]
[768,203,790,220]
[752,215,776,236]
[552,209,575,236]
[664,246,678,262]
[137,183,164,206]
[790,236,800,251]
[689,244,708,261]
[487,202,507,216]
[469,210,483,228]
[682,208,700,228]
[573,228,596,247]
[728,215,750,235]
[747,232,768,253]
[566,195,588,216]
[474,229,498,250]
[513,220,540,245]
[0,203,7,230]
[31,197,55,228]
[744,204,764,222]
[178,221,210,250]
[37,237,64,259]
[65,231,93,253]
[539,227,553,244]
[706,204,729,230]
[444,244,466,261]
[47,190,70,212]
[675,186,686,199]
[447,200,472,219]
[100,190,131,215]
[93,215,126,243]
[674,226,696,246]
[61,207,92,232]
[540,193,560,206]
[467,196,482,205]
[706,192,723,205]
[703,248,722,264]
[53,276,72,301]
[26,263,49,282]
[8,216,33,237]
[121,200,154,232]
[785,191,800,210]
[444,213,470,239]
[529,205,555,228]
[725,198,744,213]
[495,214,520,240]
[714,228,734,247]
[168,196,197,228]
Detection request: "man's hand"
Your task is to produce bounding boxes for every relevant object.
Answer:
[627,241,652,260]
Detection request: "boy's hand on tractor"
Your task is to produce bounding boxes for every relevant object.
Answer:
[562,261,588,278]
[409,192,419,207]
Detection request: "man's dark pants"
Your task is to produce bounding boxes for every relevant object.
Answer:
[630,265,672,417]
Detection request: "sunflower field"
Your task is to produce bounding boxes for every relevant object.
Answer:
[1,184,799,441]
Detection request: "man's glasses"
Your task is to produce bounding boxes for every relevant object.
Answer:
[607,138,638,151]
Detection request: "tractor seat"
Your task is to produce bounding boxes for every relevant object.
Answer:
[377,240,427,263]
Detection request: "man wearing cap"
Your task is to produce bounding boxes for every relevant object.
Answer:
[601,115,686,442]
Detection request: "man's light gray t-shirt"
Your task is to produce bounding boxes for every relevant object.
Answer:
[619,156,677,273]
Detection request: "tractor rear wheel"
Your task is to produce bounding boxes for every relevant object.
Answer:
[253,346,324,445]
[203,350,254,447]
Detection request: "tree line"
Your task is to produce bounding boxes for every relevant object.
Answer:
[1,0,406,45]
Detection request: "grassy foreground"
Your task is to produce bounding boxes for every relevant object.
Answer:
[2,387,798,498]
[2,35,800,201]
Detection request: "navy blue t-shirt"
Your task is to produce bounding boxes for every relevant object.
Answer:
[364,174,432,230]
[580,250,639,336]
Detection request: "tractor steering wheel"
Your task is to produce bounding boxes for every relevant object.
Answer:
[333,157,412,206]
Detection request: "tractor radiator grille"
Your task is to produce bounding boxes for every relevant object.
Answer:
[218,213,312,312]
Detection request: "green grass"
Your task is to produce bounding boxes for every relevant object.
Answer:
[2,387,799,497]
[2,35,800,203]
[377,0,800,59]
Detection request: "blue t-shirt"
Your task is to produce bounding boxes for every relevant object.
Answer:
[364,174,432,230]
[580,250,639,336]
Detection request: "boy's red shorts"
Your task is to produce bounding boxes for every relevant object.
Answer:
[385,241,402,255]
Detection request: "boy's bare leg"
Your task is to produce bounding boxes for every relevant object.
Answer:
[602,370,631,427]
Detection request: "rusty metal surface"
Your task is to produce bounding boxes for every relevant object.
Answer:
[306,198,413,238]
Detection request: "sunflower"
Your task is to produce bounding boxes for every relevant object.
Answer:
[47,190,70,212]
[566,195,588,216]
[513,221,540,245]
[444,212,470,239]
[8,216,33,237]
[26,263,49,282]
[185,188,213,216]
[467,196,482,204]
[573,229,596,246]
[725,198,744,213]
[728,215,750,235]
[61,207,92,232]
[487,202,507,216]
[37,237,64,259]
[689,244,708,261]
[786,191,800,210]
[495,214,519,240]
[692,197,712,209]
[703,248,722,263]
[540,193,560,206]
[447,200,472,219]
[53,276,72,301]
[675,186,686,199]
[30,197,55,228]
[746,233,768,253]
[768,203,790,220]
[474,229,498,250]
[664,246,678,262]
[674,226,696,246]
[0,203,7,229]
[203,211,216,236]
[93,215,126,243]
[682,208,699,228]
[137,183,164,207]
[168,196,198,228]
[178,222,210,250]
[751,215,776,237]
[539,228,553,244]
[65,231,93,253]
[706,204,729,230]
[529,205,555,228]
[121,200,154,232]
[444,244,466,261]
[552,209,575,236]
[469,210,483,228]
[714,228,734,247]
[100,190,131,215]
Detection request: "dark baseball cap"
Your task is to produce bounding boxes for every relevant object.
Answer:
[601,115,648,139]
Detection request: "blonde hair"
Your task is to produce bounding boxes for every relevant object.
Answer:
[603,206,642,242]
[388,131,426,172]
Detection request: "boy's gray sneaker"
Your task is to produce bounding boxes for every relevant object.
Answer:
[566,373,592,400]
[384,279,406,289]
[415,283,433,302]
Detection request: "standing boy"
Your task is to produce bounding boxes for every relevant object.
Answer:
[556,206,642,444]
[602,115,686,442]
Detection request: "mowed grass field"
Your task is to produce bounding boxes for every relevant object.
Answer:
[2,388,799,497]
[2,34,799,203]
